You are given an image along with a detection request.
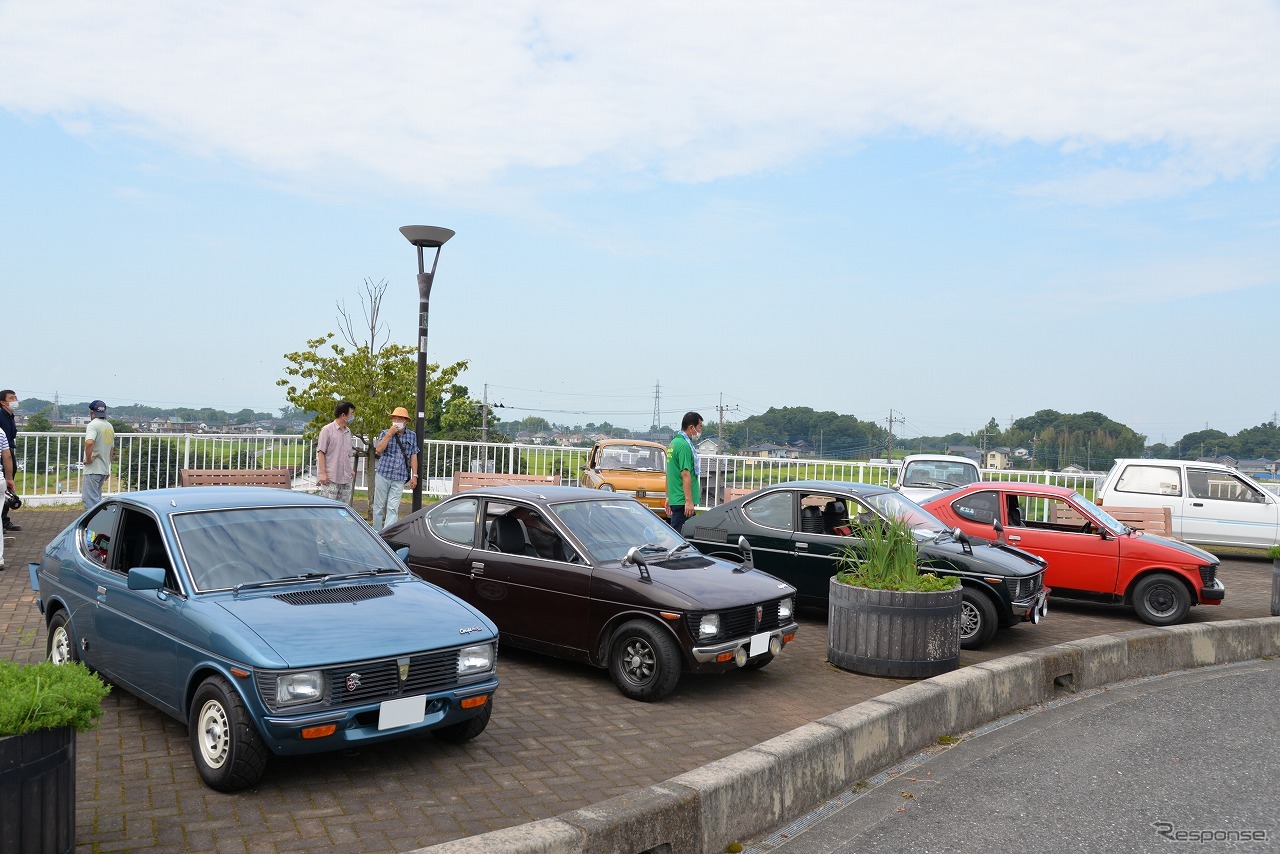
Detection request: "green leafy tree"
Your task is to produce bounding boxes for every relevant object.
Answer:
[26,411,52,432]
[277,279,481,488]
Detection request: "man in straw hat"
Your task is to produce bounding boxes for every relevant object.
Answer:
[370,405,420,530]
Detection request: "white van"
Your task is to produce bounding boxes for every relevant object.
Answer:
[895,454,982,504]
[1094,459,1280,548]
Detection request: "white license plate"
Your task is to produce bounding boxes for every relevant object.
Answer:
[749,631,769,657]
[377,695,426,730]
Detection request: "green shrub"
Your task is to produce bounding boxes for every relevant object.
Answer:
[0,659,110,735]
[1268,545,1280,561]
[836,514,960,592]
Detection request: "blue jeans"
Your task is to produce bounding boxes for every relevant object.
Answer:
[83,473,106,509]
[371,473,406,530]
[669,505,694,534]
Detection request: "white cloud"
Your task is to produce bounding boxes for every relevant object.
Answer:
[2,1,1279,199]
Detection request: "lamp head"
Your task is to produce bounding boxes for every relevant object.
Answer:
[399,226,455,248]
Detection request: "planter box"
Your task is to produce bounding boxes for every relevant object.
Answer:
[0,726,76,854]
[828,578,961,678]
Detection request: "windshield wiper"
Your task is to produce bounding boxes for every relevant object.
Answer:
[323,567,406,582]
[234,572,330,593]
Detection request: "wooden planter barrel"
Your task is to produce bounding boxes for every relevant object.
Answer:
[828,578,962,678]
[0,726,76,854]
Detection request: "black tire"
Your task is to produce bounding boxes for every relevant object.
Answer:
[743,652,775,671]
[607,619,683,702]
[47,611,80,665]
[960,588,999,650]
[1132,573,1191,626]
[432,698,492,744]
[189,675,269,792]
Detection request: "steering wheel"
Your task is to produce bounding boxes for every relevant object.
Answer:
[196,560,272,589]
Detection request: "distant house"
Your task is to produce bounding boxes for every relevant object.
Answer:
[742,443,799,460]
[984,447,1012,470]
[1060,463,1086,474]
[1196,455,1238,468]
[1237,458,1276,476]
[697,436,727,455]
[946,445,983,464]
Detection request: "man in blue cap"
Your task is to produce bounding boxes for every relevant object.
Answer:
[83,399,114,508]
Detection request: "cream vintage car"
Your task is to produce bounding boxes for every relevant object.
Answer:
[579,439,669,518]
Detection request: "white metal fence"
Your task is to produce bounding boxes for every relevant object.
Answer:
[9,432,1104,508]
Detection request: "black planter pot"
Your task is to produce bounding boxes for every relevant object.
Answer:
[828,578,962,678]
[0,726,76,854]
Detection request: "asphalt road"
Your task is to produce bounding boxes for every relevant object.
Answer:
[2,504,1277,853]
[746,658,1280,853]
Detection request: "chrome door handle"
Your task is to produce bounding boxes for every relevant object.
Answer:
[795,542,808,550]
[1008,535,1021,542]
[470,562,485,576]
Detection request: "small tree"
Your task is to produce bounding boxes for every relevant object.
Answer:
[277,279,480,501]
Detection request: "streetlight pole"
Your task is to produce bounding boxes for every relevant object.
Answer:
[399,225,455,511]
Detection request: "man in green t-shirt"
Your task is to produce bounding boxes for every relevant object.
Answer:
[666,411,704,532]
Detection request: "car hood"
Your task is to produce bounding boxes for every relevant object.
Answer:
[602,556,796,611]
[919,538,1045,577]
[215,578,497,669]
[1130,531,1218,563]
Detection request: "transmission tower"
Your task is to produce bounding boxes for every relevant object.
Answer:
[650,381,662,432]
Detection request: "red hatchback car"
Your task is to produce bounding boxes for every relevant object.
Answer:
[921,483,1224,626]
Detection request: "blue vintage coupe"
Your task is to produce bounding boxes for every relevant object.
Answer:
[32,487,499,792]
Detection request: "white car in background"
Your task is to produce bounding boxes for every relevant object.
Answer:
[1094,458,1280,549]
[894,454,982,503]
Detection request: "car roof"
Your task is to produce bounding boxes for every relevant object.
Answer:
[594,438,666,448]
[116,486,340,513]
[900,454,979,465]
[450,484,618,503]
[1112,458,1234,471]
[942,482,1076,498]
[767,480,894,495]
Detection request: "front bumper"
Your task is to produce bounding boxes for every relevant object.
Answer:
[1199,578,1226,603]
[256,676,498,756]
[1015,589,1051,624]
[688,622,799,671]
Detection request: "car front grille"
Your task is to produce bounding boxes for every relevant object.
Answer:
[686,599,785,642]
[1007,572,1044,601]
[256,649,460,713]
[1199,565,1218,585]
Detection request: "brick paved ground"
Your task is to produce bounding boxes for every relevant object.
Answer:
[2,504,1274,853]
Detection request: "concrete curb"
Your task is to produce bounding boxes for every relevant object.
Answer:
[412,618,1280,854]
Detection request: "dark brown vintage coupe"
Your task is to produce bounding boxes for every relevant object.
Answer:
[381,485,798,701]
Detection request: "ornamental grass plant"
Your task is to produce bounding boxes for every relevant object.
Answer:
[0,659,110,736]
[835,513,959,593]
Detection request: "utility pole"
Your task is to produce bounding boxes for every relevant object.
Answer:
[481,383,489,442]
[886,410,897,462]
[714,393,739,442]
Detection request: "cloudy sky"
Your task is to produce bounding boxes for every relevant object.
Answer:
[3,1,1278,444]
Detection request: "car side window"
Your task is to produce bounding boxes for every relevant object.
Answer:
[80,503,119,568]
[743,491,794,531]
[428,497,479,546]
[1190,469,1262,503]
[952,490,1000,526]
[116,508,180,592]
[1115,465,1182,497]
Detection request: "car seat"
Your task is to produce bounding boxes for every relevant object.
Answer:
[492,515,538,557]
[823,501,851,536]
[1007,496,1023,527]
[800,505,824,534]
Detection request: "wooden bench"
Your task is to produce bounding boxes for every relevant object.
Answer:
[1098,505,1177,539]
[450,471,560,494]
[180,468,293,489]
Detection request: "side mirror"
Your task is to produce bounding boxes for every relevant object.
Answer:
[952,527,973,555]
[992,519,1006,544]
[737,535,754,571]
[622,547,652,582]
[395,546,410,565]
[127,566,167,591]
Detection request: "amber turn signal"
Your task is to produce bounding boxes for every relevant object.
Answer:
[301,724,336,740]
[460,694,489,710]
